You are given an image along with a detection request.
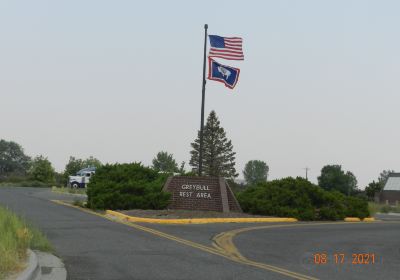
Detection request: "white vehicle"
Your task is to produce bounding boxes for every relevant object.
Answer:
[69,167,96,188]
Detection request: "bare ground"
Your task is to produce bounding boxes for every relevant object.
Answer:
[119,209,269,219]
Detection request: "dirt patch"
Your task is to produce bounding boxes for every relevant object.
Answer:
[120,209,270,219]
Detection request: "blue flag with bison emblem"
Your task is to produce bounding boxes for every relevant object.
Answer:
[207,58,240,89]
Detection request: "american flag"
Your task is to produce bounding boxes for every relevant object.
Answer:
[208,35,244,61]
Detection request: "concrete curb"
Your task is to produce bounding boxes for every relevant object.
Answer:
[344,217,375,222]
[106,210,298,224]
[13,249,67,280]
[362,217,375,222]
[35,251,67,280]
[386,212,400,216]
[16,249,40,280]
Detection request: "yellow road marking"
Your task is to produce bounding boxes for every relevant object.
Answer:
[212,220,400,279]
[106,209,298,224]
[51,200,398,280]
[51,200,317,279]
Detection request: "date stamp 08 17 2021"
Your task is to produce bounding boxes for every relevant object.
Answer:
[313,253,381,265]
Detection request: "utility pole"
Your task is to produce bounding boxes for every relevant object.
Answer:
[303,167,310,181]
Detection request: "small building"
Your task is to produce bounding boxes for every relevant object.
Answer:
[378,173,400,205]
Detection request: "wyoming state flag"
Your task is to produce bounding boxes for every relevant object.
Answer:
[208,58,240,89]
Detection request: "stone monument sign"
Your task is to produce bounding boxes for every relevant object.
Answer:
[162,176,242,213]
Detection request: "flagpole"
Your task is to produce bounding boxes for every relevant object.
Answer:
[198,24,208,176]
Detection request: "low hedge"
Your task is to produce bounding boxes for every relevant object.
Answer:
[87,163,171,210]
[237,177,369,220]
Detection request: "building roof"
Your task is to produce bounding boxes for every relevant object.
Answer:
[383,173,400,191]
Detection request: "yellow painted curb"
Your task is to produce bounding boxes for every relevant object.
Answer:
[344,217,361,222]
[362,217,375,222]
[106,210,298,224]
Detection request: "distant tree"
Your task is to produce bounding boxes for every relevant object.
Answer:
[227,179,247,193]
[378,169,395,187]
[63,157,84,181]
[365,181,382,200]
[346,171,358,195]
[54,172,65,187]
[82,156,102,169]
[152,151,178,173]
[243,160,269,185]
[0,139,31,178]
[189,110,238,178]
[29,155,55,183]
[317,165,358,195]
[364,169,395,200]
[178,161,186,175]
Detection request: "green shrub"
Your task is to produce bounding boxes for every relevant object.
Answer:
[381,205,391,213]
[87,163,171,210]
[237,177,369,221]
[28,155,55,184]
[238,177,318,220]
[73,199,86,208]
[313,191,346,220]
[368,202,379,216]
[391,205,400,213]
[344,196,370,219]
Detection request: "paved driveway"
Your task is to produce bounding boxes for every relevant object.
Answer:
[0,187,399,280]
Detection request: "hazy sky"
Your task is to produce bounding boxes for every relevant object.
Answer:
[1,1,399,188]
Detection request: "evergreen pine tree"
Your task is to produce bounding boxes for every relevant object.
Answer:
[189,110,238,178]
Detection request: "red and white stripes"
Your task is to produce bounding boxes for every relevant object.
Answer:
[209,37,244,61]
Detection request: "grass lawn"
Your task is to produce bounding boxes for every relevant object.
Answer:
[52,186,87,195]
[368,202,400,215]
[0,206,52,280]
[0,181,50,188]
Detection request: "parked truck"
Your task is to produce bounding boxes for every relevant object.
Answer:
[68,167,96,188]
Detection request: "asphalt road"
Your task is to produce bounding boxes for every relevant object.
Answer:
[0,187,399,280]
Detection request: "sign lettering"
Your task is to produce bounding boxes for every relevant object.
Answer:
[180,184,212,199]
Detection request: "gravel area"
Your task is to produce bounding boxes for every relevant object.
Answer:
[120,209,270,219]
